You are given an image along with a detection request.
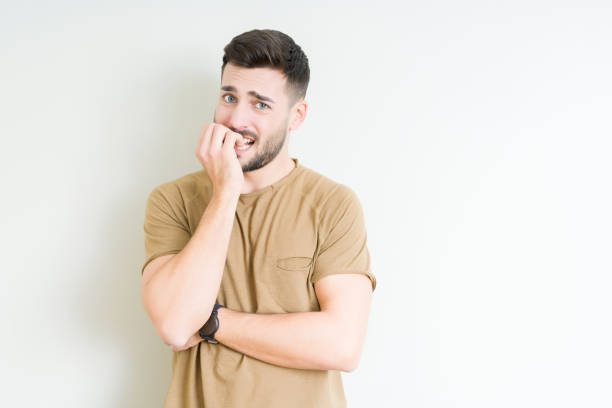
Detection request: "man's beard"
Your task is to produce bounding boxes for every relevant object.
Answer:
[229,117,290,173]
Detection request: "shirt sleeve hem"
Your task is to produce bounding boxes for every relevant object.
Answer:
[141,249,182,275]
[311,270,377,292]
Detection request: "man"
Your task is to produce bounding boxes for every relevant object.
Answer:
[140,29,377,407]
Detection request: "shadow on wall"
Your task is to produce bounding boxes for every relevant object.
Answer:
[73,65,219,407]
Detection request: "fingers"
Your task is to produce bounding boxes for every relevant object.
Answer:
[196,122,245,163]
[196,123,215,159]
[222,132,238,157]
[209,124,228,154]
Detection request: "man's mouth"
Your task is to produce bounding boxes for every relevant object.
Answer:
[236,136,254,152]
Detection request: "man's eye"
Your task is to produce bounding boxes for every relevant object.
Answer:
[223,94,235,103]
[256,101,269,110]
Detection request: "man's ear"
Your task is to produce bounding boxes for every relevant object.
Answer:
[289,99,308,131]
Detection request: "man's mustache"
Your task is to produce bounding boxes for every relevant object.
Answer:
[229,127,257,141]
[211,116,258,140]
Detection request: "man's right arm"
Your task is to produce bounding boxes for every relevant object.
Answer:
[140,190,239,348]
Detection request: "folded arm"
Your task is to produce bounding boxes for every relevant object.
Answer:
[177,273,373,373]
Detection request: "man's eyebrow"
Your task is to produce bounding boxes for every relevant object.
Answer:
[221,85,276,104]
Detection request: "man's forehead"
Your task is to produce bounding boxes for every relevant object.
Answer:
[221,64,287,98]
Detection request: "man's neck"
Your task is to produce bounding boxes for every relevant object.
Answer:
[240,155,296,195]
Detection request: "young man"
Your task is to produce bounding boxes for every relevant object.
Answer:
[140,29,377,407]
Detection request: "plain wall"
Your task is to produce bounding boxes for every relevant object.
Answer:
[1,1,611,407]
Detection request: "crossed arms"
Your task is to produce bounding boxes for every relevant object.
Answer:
[141,189,373,373]
[175,272,372,372]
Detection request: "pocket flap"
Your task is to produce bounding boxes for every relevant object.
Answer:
[275,256,313,271]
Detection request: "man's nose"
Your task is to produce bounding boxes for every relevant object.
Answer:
[227,101,250,130]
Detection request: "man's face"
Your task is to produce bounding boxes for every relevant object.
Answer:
[214,62,293,173]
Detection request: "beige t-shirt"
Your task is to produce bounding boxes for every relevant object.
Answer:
[141,157,376,408]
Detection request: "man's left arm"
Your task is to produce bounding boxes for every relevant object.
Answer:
[174,273,373,372]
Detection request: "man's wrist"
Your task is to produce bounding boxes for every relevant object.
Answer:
[198,303,225,343]
[212,189,240,206]
[214,306,230,343]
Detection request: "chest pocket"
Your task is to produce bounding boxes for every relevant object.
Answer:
[261,255,317,313]
[276,256,313,271]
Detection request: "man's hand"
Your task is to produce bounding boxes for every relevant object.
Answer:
[170,332,204,352]
[195,122,246,197]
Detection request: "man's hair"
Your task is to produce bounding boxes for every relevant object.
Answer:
[222,29,310,106]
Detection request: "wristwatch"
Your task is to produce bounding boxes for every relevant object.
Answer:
[198,303,224,344]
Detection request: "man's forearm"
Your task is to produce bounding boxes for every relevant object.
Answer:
[142,191,238,347]
[213,308,354,372]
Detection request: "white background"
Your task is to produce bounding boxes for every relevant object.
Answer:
[1,1,611,407]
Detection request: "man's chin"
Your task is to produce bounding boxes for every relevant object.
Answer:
[241,157,267,173]
[239,158,255,173]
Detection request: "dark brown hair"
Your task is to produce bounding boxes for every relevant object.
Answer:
[222,29,310,106]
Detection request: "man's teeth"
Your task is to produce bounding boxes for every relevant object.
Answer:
[236,140,253,151]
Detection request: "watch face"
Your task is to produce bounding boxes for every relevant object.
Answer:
[199,315,218,337]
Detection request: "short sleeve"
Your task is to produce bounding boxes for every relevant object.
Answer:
[141,185,191,275]
[311,185,376,291]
